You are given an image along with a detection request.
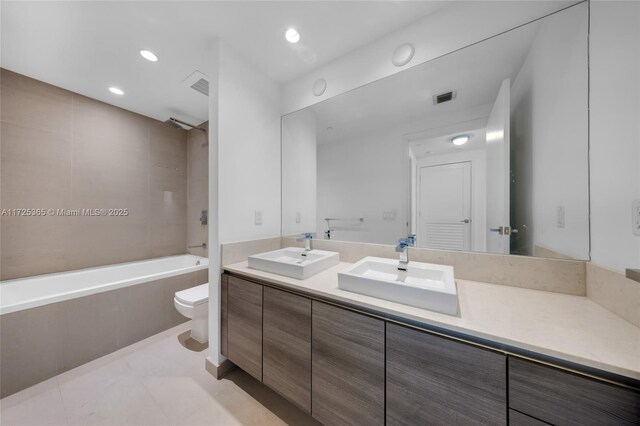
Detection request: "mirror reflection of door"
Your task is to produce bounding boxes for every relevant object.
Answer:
[418,162,471,251]
[486,78,511,254]
[280,3,589,260]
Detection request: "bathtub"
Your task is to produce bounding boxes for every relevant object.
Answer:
[0,254,209,315]
[0,254,210,397]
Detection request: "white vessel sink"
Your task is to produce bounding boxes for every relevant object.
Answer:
[338,256,458,315]
[248,247,339,280]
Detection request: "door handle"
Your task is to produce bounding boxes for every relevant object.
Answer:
[490,226,511,235]
[460,219,470,223]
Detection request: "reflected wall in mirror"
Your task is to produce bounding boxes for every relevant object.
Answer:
[282,3,589,260]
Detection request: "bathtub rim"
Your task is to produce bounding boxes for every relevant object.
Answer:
[0,254,209,315]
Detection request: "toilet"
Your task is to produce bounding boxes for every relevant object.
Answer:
[174,283,209,343]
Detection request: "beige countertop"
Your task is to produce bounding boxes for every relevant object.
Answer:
[225,261,640,381]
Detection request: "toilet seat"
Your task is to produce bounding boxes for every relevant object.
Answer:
[175,283,208,306]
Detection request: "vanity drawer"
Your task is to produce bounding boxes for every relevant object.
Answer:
[508,357,640,425]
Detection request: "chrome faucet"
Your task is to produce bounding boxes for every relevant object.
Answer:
[395,234,416,280]
[297,233,313,257]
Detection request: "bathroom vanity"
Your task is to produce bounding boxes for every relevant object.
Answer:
[220,262,640,426]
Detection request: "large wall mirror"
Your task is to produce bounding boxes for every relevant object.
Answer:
[282,3,589,260]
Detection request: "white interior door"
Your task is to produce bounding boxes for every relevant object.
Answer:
[485,78,511,254]
[418,162,472,251]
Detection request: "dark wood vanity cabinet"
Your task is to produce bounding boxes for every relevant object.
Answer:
[220,275,228,357]
[509,357,640,426]
[226,276,263,381]
[386,323,507,425]
[262,287,312,413]
[220,273,639,426]
[311,301,385,426]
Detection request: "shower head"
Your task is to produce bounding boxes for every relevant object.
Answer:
[164,119,184,130]
[164,117,206,133]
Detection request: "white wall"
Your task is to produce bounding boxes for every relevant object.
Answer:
[282,1,576,114]
[510,3,589,260]
[282,109,317,236]
[316,126,409,244]
[590,1,640,272]
[207,40,222,365]
[218,42,282,243]
[413,149,487,252]
[208,40,282,365]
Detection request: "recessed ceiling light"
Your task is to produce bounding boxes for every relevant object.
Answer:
[285,28,300,43]
[140,50,158,62]
[109,87,124,95]
[451,135,470,146]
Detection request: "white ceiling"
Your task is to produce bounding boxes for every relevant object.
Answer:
[409,123,488,158]
[300,16,540,152]
[1,1,448,124]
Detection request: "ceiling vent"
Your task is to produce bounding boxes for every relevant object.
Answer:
[433,90,457,105]
[190,78,209,96]
[182,70,209,97]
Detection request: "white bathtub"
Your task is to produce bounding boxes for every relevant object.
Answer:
[0,254,209,315]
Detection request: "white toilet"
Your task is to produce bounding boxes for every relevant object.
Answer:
[174,283,209,343]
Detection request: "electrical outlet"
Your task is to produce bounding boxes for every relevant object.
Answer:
[556,205,565,228]
[254,210,263,226]
[296,211,301,224]
[633,199,640,236]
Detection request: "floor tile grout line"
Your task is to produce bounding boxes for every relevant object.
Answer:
[136,374,173,424]
[54,381,72,426]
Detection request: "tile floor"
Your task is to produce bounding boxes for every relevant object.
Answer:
[0,322,320,426]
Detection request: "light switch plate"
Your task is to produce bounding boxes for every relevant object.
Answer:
[383,211,395,221]
[633,199,640,236]
[255,210,263,226]
[556,205,565,228]
[296,211,301,224]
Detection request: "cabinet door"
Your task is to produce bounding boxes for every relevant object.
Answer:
[312,301,385,426]
[227,276,263,381]
[509,357,640,425]
[263,287,311,413]
[386,323,507,425]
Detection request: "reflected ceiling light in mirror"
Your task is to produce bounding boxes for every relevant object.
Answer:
[108,87,124,95]
[451,135,470,146]
[312,78,327,96]
[486,130,504,142]
[392,43,415,67]
[140,50,158,62]
[285,28,300,43]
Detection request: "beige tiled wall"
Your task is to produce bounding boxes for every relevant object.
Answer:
[1,69,189,279]
[187,123,208,258]
[0,271,206,397]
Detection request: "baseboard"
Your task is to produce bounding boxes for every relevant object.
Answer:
[205,356,236,379]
